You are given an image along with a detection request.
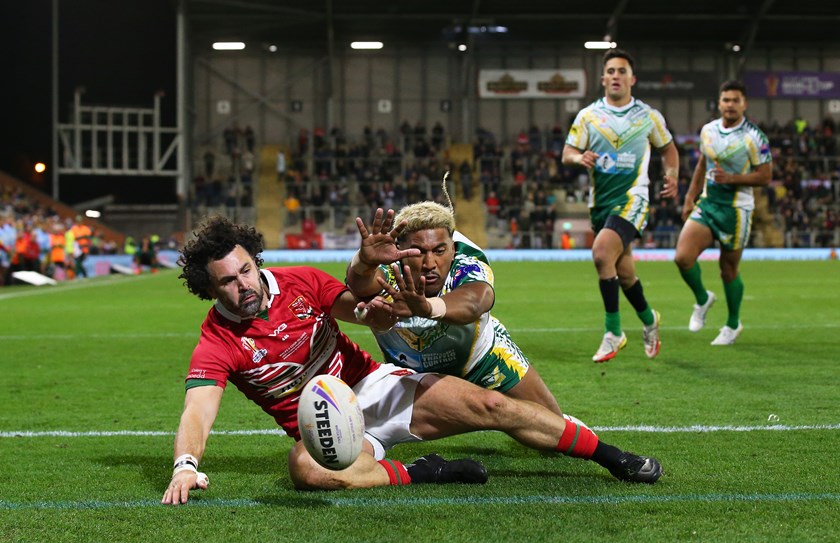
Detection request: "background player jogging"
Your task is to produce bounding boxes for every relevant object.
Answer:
[673,80,772,345]
[562,48,679,363]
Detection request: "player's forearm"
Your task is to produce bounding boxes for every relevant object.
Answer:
[430,285,493,326]
[171,388,222,463]
[345,251,381,298]
[728,167,772,187]
[172,411,210,463]
[561,146,583,167]
[662,143,680,178]
[683,157,705,204]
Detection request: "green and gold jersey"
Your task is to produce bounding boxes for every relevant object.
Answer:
[566,97,673,210]
[372,232,495,377]
[699,117,771,210]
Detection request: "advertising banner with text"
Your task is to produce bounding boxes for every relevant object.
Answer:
[743,71,840,99]
[634,71,718,98]
[478,69,587,99]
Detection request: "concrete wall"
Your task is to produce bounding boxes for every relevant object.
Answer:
[192,43,840,154]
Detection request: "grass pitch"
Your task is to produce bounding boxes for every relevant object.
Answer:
[0,259,838,542]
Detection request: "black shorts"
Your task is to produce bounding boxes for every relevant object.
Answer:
[604,215,640,249]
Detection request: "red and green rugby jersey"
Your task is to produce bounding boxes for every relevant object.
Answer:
[185,266,380,440]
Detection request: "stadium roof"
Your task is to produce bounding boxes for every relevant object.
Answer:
[185,0,840,52]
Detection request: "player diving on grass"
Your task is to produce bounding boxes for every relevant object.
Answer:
[162,215,662,505]
[345,177,663,485]
[674,80,772,345]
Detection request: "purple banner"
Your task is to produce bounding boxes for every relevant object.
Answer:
[744,71,840,99]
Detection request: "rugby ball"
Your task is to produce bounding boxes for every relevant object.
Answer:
[298,375,365,470]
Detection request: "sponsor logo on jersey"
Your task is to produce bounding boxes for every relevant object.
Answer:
[596,153,617,173]
[186,369,207,380]
[269,323,288,337]
[241,336,268,363]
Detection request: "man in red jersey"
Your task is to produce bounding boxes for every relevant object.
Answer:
[162,215,661,505]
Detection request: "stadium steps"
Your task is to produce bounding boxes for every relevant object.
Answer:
[254,145,287,249]
[753,189,784,247]
[447,143,487,248]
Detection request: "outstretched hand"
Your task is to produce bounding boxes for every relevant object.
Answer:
[355,208,420,267]
[375,263,432,319]
[354,297,399,331]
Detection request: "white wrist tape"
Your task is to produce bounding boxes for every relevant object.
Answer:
[173,453,198,475]
[353,305,369,321]
[427,297,446,319]
[350,251,374,275]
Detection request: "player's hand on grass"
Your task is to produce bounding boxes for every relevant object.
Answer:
[161,470,208,505]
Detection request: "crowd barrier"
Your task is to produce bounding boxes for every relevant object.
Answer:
[76,247,837,277]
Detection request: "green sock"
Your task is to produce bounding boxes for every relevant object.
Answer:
[636,306,654,327]
[622,280,655,326]
[722,273,744,329]
[605,312,621,336]
[679,262,709,305]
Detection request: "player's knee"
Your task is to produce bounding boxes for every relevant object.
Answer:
[591,248,611,271]
[466,389,511,428]
[720,267,738,283]
[674,251,693,270]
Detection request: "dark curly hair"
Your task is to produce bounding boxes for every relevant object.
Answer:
[178,215,265,300]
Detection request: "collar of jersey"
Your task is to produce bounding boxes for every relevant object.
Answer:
[213,268,279,323]
[717,116,746,134]
[601,97,636,113]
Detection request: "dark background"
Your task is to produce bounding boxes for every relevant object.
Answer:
[1,0,177,204]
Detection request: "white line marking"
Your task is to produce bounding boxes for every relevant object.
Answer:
[3,424,839,439]
[0,332,197,340]
[1,492,839,510]
[3,322,838,341]
[0,429,285,438]
[0,273,159,301]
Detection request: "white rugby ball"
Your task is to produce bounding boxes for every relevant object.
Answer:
[298,375,365,470]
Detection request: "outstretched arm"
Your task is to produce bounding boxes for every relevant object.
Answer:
[161,385,223,505]
[376,263,495,326]
[346,208,420,299]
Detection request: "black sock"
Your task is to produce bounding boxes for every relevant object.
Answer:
[590,440,623,469]
[599,277,620,313]
[622,279,648,313]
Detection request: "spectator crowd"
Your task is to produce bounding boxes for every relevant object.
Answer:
[4,114,837,287]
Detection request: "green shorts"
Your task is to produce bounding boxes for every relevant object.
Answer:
[463,317,529,393]
[690,199,753,251]
[590,193,649,235]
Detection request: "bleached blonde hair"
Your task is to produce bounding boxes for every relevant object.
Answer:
[394,172,456,239]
